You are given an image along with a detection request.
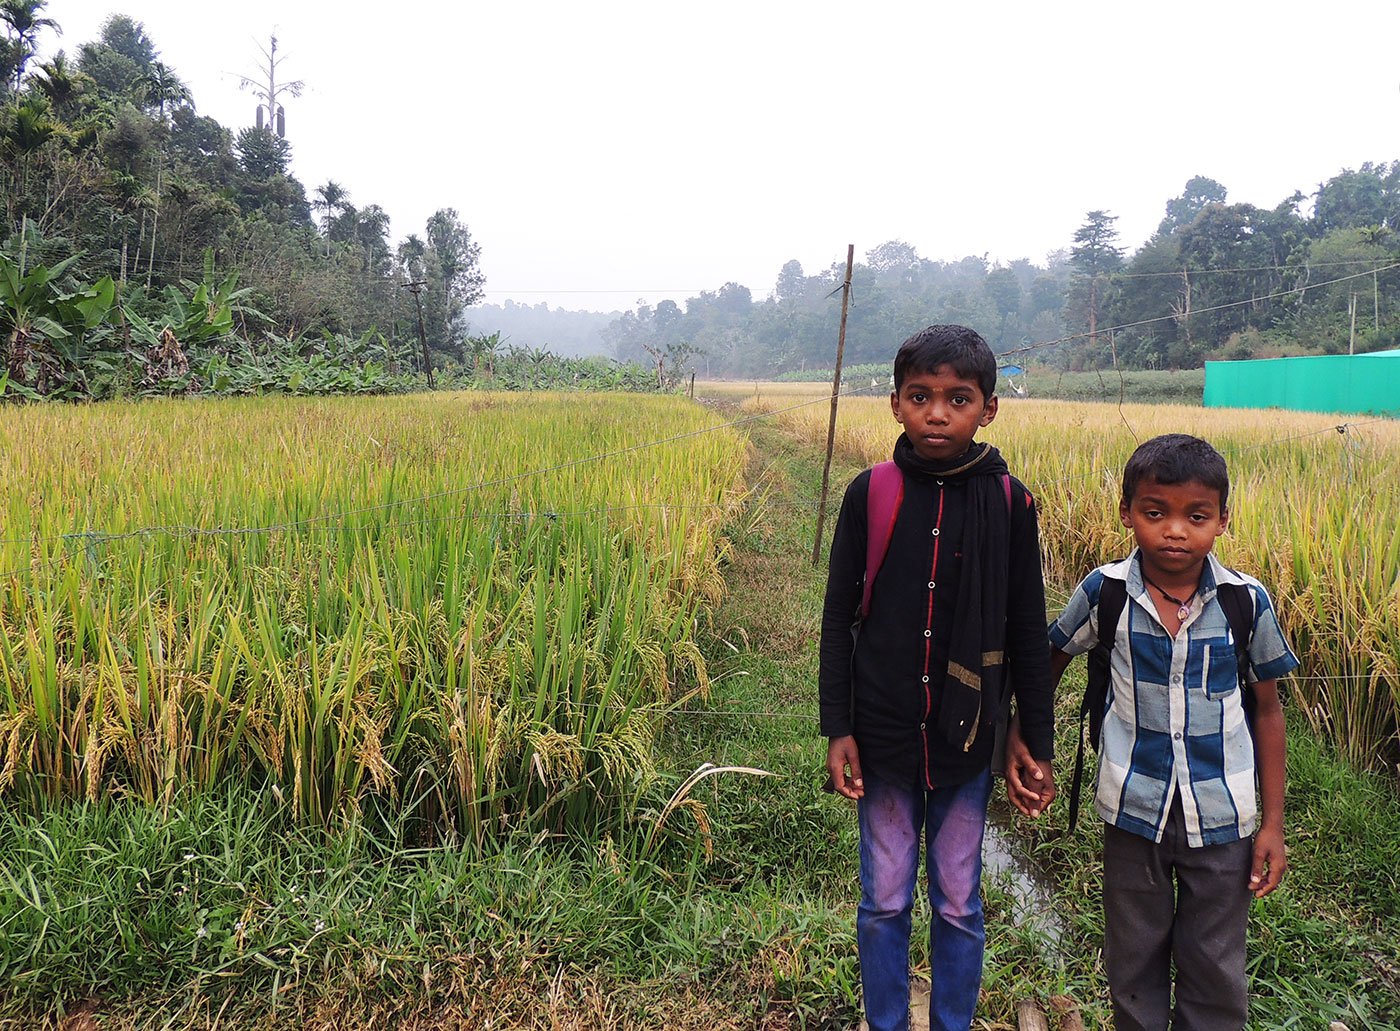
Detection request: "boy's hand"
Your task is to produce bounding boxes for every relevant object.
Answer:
[1004,718,1055,817]
[826,736,864,800]
[1250,826,1287,898]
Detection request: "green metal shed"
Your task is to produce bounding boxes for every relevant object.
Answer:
[1204,349,1400,415]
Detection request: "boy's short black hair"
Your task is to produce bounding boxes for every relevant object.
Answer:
[893,324,997,398]
[1121,434,1230,511]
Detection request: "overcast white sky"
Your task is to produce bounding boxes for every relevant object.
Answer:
[38,1,1400,312]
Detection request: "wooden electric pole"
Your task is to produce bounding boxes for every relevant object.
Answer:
[1182,267,1192,353]
[811,244,856,567]
[402,280,434,388]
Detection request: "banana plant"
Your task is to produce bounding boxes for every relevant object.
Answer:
[0,251,115,398]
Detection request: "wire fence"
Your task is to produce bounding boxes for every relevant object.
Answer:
[1,394,1384,587]
[8,410,1377,553]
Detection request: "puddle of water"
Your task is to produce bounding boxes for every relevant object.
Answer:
[982,817,1069,961]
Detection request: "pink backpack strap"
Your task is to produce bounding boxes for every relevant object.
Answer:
[861,461,904,620]
[860,468,1012,620]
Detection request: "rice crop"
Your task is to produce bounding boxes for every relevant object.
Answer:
[748,390,1400,770]
[0,392,749,840]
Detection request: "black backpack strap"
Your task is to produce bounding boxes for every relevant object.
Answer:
[1069,574,1128,828]
[1215,581,1257,727]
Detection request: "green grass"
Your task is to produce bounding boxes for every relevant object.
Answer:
[0,403,1395,1029]
[997,366,1205,405]
[994,660,1400,1029]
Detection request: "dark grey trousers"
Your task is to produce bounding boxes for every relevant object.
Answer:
[1102,799,1253,1031]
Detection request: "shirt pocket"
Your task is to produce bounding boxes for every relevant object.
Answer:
[1201,641,1243,701]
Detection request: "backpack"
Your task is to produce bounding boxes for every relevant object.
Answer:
[861,460,1012,620]
[1065,574,1256,827]
[857,461,1016,766]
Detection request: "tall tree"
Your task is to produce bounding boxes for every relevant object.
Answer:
[424,208,484,355]
[137,60,190,122]
[235,126,289,180]
[1066,210,1123,356]
[354,203,390,277]
[1157,175,1228,236]
[134,60,192,284]
[75,14,155,99]
[31,51,89,120]
[984,265,1023,348]
[774,259,807,305]
[1,0,58,92]
[312,180,348,239]
[1312,162,1398,234]
[396,234,426,282]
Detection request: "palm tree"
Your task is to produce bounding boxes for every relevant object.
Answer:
[1,96,58,223]
[31,50,88,119]
[396,234,426,281]
[135,60,193,286]
[136,60,192,123]
[311,180,348,256]
[354,203,390,274]
[1,0,59,91]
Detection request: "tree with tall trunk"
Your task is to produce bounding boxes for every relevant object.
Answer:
[1066,210,1123,356]
[1,0,59,92]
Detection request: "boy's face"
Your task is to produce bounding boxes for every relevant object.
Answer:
[890,364,996,461]
[1119,477,1229,580]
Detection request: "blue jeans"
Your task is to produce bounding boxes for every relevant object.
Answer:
[857,767,993,1031]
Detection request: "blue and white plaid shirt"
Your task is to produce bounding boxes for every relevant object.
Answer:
[1050,550,1299,847]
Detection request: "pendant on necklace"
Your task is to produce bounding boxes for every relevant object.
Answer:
[1176,603,1191,621]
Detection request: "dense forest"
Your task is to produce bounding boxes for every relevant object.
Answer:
[0,5,651,399]
[5,4,1400,398]
[0,5,484,342]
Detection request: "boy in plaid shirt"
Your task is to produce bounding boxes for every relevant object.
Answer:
[1006,434,1298,1030]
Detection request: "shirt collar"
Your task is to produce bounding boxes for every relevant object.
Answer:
[1124,547,1223,610]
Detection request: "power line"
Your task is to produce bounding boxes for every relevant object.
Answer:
[1113,258,1400,279]
[59,250,1400,297]
[998,262,1400,360]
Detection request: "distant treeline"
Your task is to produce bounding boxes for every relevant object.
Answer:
[466,301,618,358]
[600,172,1400,378]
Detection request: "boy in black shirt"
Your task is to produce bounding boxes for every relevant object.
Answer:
[819,325,1055,1031]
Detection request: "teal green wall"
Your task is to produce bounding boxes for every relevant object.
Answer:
[1204,350,1400,415]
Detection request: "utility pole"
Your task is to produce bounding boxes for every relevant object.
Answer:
[236,35,304,138]
[812,244,856,567]
[1182,268,1192,353]
[403,280,434,388]
[1349,292,1357,355]
[1088,276,1099,352]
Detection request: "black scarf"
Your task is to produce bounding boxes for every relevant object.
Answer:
[893,434,1012,751]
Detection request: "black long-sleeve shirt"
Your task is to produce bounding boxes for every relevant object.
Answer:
[818,465,1055,788]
